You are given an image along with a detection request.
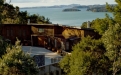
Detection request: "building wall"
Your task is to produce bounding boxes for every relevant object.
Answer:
[83,29,101,39]
[1,24,31,44]
[54,25,65,34]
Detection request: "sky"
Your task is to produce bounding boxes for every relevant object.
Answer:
[6,0,116,7]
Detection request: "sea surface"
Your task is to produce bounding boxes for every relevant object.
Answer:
[20,8,113,26]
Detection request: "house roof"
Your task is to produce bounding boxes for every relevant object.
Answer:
[22,46,62,66]
[2,24,94,31]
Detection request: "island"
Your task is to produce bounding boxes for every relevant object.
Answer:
[62,8,81,12]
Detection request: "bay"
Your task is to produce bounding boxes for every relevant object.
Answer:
[20,8,112,26]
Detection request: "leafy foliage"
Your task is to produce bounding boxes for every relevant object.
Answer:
[0,39,38,75]
[106,1,121,25]
[28,14,51,24]
[81,3,115,35]
[0,36,8,58]
[102,24,121,75]
[81,14,114,35]
[91,15,112,35]
[60,36,110,75]
[0,2,51,24]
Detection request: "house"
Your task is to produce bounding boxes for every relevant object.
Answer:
[0,24,101,52]
[0,24,101,75]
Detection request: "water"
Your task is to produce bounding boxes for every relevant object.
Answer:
[20,8,112,26]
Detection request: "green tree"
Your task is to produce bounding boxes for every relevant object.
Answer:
[18,11,28,24]
[60,36,110,75]
[101,1,121,74]
[28,14,51,24]
[102,23,121,75]
[0,36,8,58]
[84,4,115,35]
[0,39,38,75]
[0,1,51,24]
[106,0,121,25]
[91,15,112,35]
[91,0,121,35]
[81,22,87,28]
[0,0,4,24]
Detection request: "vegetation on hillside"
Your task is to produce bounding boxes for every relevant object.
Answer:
[81,12,113,35]
[60,37,110,75]
[0,0,51,24]
[102,23,121,75]
[1,0,121,75]
[0,37,38,75]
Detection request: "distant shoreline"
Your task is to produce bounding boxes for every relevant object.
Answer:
[20,4,116,9]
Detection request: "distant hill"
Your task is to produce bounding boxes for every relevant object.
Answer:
[20,4,81,9]
[73,5,88,8]
[20,4,116,12]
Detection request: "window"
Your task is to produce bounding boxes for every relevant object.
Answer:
[38,28,44,33]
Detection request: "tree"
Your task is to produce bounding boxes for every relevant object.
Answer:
[60,36,110,75]
[28,14,51,24]
[102,23,121,75]
[106,1,121,25]
[0,36,8,58]
[81,17,110,35]
[100,1,121,74]
[83,3,115,35]
[18,11,28,24]
[0,39,38,75]
[0,0,4,24]
[91,15,112,35]
[81,22,87,28]
[81,12,114,35]
[0,0,51,24]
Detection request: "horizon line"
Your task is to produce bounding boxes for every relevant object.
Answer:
[19,3,116,8]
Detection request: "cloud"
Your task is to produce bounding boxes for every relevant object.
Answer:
[6,0,115,4]
[6,0,40,3]
[7,0,83,3]
[6,0,56,3]
[6,0,116,7]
